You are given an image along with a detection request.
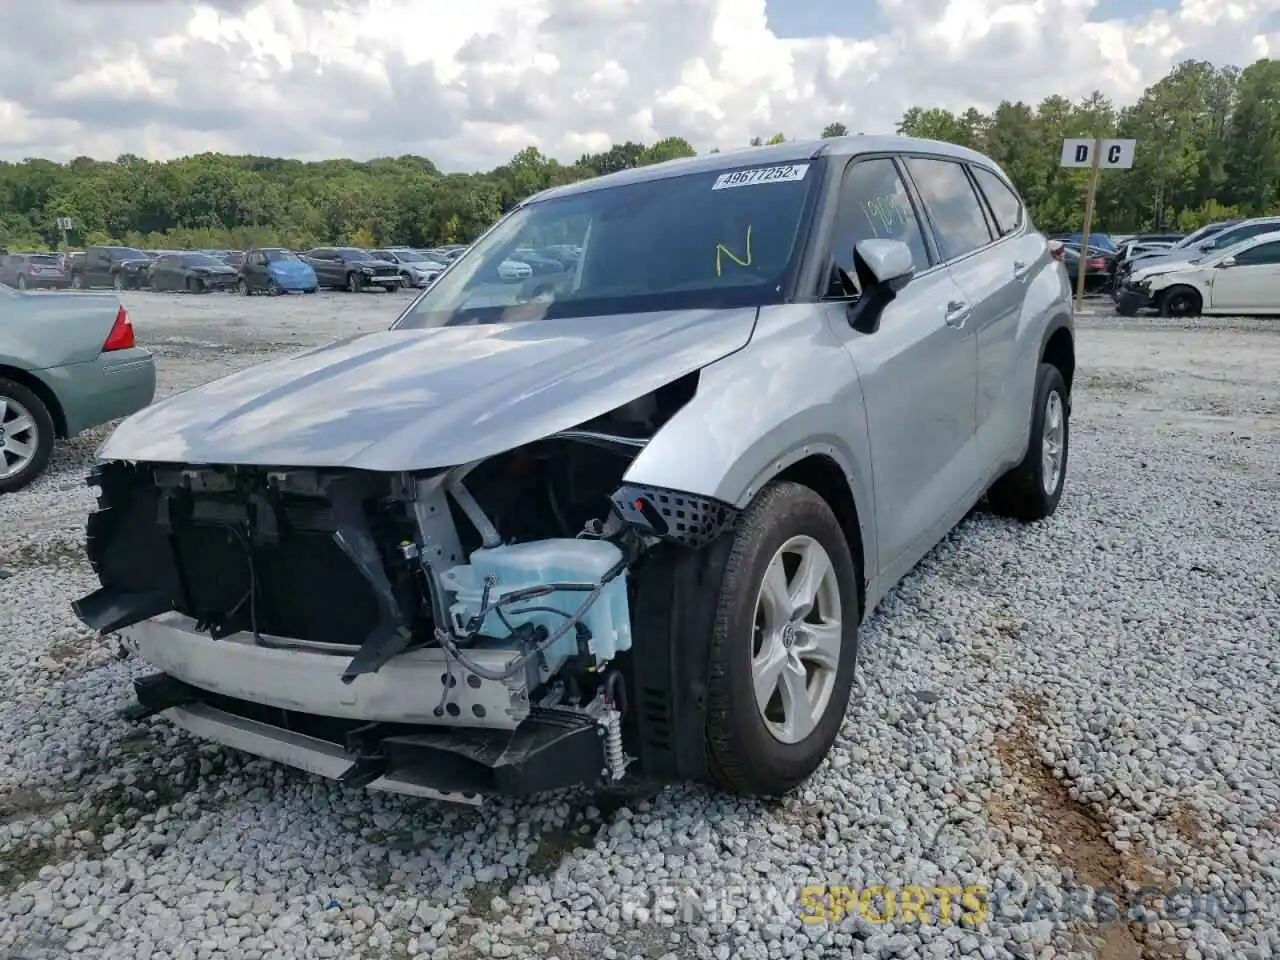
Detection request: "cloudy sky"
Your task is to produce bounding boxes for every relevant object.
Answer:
[1,0,1277,171]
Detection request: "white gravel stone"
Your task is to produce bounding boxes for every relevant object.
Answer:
[1,295,1277,960]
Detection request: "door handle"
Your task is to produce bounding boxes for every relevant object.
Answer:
[944,300,971,328]
[1013,260,1030,280]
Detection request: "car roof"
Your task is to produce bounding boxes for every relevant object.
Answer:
[527,135,999,204]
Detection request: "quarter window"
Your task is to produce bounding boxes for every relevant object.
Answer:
[904,157,994,261]
[970,166,1023,237]
[826,157,930,294]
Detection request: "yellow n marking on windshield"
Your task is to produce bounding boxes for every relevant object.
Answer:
[715,225,753,277]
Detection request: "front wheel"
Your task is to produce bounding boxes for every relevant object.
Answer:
[113,274,125,291]
[704,481,860,797]
[346,272,363,293]
[237,278,251,296]
[986,362,1069,522]
[1158,285,1202,318]
[16,275,26,290]
[304,287,317,294]
[0,377,56,494]
[71,274,84,289]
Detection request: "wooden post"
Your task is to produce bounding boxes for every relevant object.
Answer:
[1074,138,1102,308]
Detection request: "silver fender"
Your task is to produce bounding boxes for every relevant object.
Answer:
[623,304,877,579]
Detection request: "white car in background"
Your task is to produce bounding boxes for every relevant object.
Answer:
[498,258,533,281]
[1116,230,1280,317]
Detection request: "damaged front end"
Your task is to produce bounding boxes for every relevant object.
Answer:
[74,375,740,803]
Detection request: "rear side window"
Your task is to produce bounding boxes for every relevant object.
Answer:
[970,166,1023,237]
[903,157,994,261]
[828,157,931,287]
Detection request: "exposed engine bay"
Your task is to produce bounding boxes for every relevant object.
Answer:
[74,373,741,801]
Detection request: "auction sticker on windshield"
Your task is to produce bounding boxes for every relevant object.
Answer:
[712,164,811,190]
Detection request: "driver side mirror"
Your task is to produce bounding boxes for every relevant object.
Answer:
[1218,256,1236,268]
[844,239,915,335]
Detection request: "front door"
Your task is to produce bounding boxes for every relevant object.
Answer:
[818,155,980,579]
[1208,239,1280,313]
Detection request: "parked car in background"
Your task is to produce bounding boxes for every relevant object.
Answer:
[1060,243,1115,292]
[1058,232,1118,254]
[497,258,534,281]
[76,136,1074,804]
[71,246,156,290]
[509,248,568,276]
[1116,217,1268,283]
[369,247,448,288]
[237,247,319,295]
[1114,230,1280,317]
[147,252,240,293]
[0,282,155,492]
[0,253,71,290]
[303,247,402,292]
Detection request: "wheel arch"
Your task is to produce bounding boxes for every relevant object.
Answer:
[1040,321,1075,397]
[0,364,67,437]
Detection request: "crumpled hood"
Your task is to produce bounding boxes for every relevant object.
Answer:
[97,307,759,470]
[1131,259,1200,283]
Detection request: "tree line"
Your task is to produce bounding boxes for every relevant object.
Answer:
[2,57,1277,252]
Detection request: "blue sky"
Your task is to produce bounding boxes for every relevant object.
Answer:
[764,0,1189,38]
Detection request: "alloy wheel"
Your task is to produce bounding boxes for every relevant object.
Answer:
[750,534,843,744]
[0,395,38,481]
[1042,389,1065,495]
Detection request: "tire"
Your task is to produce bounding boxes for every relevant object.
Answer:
[704,480,861,797]
[305,287,317,295]
[16,275,27,290]
[267,280,281,296]
[71,274,83,290]
[401,272,414,288]
[237,279,251,296]
[986,362,1069,522]
[1115,301,1139,318]
[346,272,363,293]
[0,377,56,494]
[1158,285,1202,318]
[113,274,124,291]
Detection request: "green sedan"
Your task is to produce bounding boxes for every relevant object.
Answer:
[0,283,156,493]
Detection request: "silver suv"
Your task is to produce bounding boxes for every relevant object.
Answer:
[76,136,1075,802]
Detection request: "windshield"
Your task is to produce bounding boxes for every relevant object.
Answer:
[264,250,300,263]
[392,250,429,262]
[28,255,59,265]
[395,161,821,327]
[114,248,149,260]
[181,253,224,267]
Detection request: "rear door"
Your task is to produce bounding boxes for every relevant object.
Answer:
[965,162,1048,467]
[1208,239,1280,313]
[816,154,981,578]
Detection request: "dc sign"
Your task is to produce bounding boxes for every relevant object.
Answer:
[1060,138,1136,170]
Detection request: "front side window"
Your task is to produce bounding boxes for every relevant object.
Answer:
[1229,240,1280,265]
[903,157,994,261]
[825,157,930,296]
[395,160,822,328]
[970,166,1023,237]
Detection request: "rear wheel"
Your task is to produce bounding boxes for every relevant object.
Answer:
[16,275,26,290]
[1158,285,1202,318]
[71,274,84,289]
[0,378,55,494]
[704,481,860,797]
[986,362,1069,522]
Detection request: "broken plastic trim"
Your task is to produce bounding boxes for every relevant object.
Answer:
[327,478,414,684]
[610,483,739,548]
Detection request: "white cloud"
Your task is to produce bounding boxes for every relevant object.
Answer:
[0,0,1273,170]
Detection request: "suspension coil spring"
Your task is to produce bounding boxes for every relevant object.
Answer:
[603,707,626,780]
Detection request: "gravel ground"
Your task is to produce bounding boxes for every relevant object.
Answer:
[1,291,1277,960]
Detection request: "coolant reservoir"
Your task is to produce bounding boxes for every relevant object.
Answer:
[440,539,632,663]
